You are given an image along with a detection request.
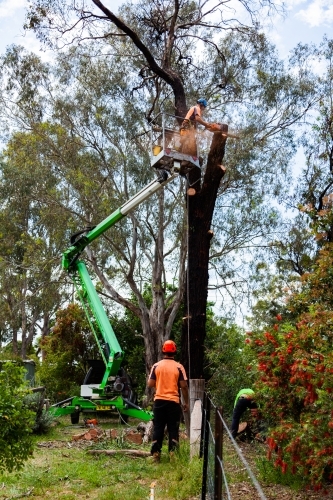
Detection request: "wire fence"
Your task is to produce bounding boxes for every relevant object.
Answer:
[199,393,267,500]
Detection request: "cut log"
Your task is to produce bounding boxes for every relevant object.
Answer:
[137,420,154,444]
[126,431,143,445]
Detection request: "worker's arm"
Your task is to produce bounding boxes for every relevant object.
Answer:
[195,115,210,128]
[180,380,189,412]
[147,378,156,390]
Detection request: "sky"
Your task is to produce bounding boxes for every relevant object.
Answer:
[0,0,332,59]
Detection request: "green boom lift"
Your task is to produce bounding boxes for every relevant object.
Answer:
[50,115,199,424]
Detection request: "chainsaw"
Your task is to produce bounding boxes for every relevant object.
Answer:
[206,122,239,138]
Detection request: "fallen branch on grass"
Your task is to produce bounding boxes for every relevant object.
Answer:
[87,449,151,457]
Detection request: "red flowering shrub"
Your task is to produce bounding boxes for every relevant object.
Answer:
[249,245,333,487]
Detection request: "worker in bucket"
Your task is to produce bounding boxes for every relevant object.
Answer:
[180,98,228,162]
[180,97,210,161]
[231,388,259,439]
[182,98,211,129]
[147,340,189,463]
[182,98,227,132]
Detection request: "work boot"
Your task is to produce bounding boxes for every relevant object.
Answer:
[169,451,176,463]
[152,452,160,463]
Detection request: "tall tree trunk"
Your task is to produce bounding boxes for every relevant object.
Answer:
[142,312,160,375]
[181,133,227,378]
[40,312,50,362]
[12,327,18,356]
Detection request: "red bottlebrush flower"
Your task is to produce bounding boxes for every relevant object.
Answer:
[276,314,282,321]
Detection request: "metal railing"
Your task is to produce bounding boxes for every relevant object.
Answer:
[199,393,267,500]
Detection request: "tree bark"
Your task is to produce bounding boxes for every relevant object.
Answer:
[181,132,228,378]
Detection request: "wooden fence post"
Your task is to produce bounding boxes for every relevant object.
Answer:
[189,379,205,458]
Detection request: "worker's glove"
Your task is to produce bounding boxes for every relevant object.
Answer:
[206,123,229,134]
[206,123,222,132]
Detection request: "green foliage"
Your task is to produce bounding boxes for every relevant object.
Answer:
[110,312,146,398]
[23,392,55,434]
[0,126,65,358]
[293,39,333,248]
[111,284,185,400]
[256,456,306,490]
[0,362,35,472]
[248,244,333,488]
[205,318,255,416]
[38,303,99,402]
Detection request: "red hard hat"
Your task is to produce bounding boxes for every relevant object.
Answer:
[162,340,177,353]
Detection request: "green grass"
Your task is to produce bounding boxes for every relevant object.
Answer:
[255,455,306,490]
[222,437,308,493]
[0,415,201,500]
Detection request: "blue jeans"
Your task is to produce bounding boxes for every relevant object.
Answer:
[151,399,181,454]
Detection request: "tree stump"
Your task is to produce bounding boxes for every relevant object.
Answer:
[137,421,154,443]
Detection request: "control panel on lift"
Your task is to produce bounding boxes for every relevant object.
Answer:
[150,113,201,175]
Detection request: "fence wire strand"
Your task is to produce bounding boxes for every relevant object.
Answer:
[201,396,268,500]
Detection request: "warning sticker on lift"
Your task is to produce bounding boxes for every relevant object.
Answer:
[96,405,111,411]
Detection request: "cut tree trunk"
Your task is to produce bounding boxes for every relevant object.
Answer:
[181,132,228,378]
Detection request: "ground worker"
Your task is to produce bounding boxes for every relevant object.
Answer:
[147,340,189,463]
[231,388,258,439]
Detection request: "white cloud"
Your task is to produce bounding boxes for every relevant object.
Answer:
[0,0,26,19]
[279,0,308,12]
[296,0,333,27]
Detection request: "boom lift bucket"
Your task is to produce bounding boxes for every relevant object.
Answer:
[150,113,201,174]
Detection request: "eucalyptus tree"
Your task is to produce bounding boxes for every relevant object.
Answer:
[292,39,333,244]
[0,44,187,372]
[0,136,65,358]
[246,39,333,331]
[22,0,320,379]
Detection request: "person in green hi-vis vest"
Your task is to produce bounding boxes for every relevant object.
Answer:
[231,388,258,439]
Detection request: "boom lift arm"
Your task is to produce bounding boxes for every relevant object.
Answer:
[51,170,179,423]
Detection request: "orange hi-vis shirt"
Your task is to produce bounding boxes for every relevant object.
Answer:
[149,358,187,404]
[184,105,202,125]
